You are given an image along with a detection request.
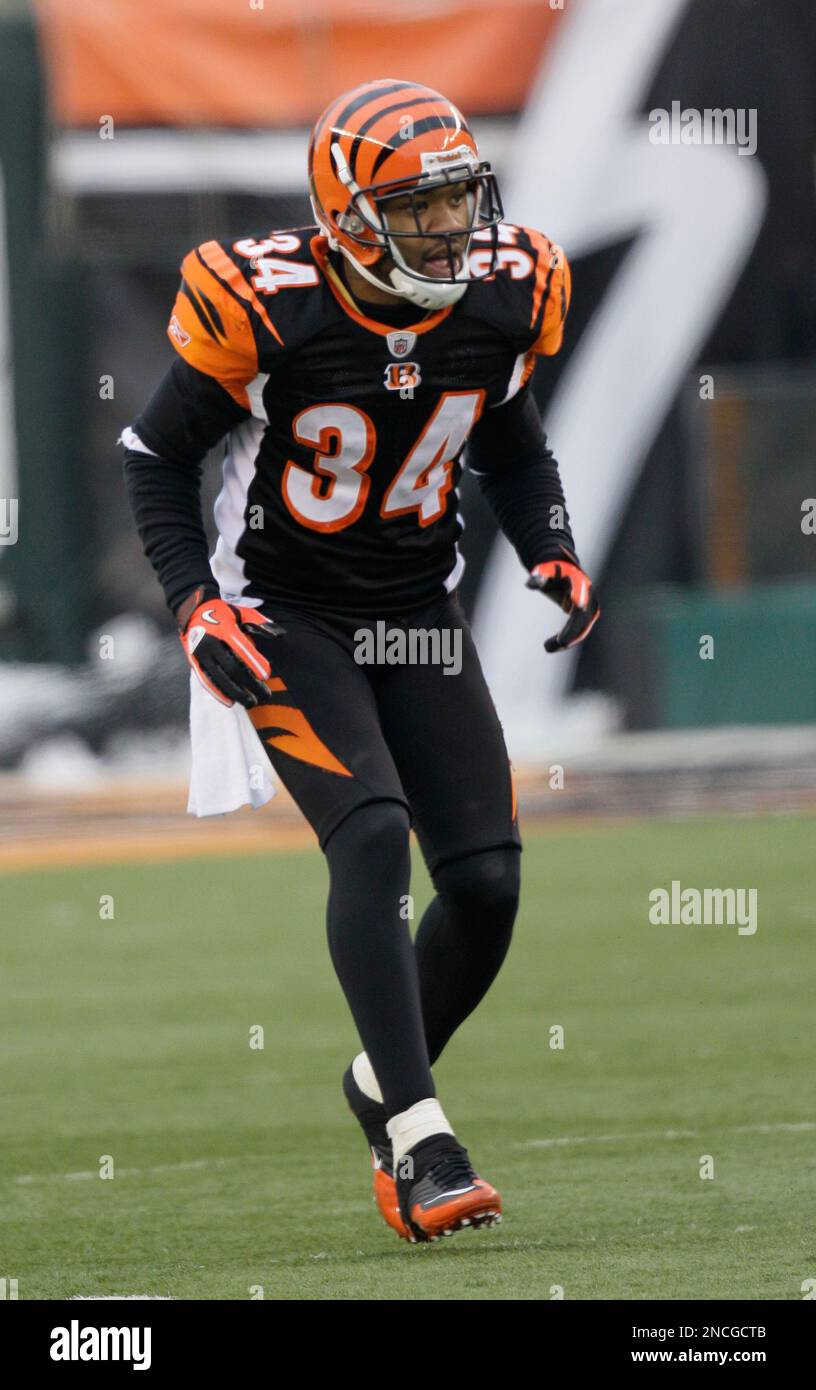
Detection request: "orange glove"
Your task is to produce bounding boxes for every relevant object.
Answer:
[526,547,600,653]
[178,589,284,708]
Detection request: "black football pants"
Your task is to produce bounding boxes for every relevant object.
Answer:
[248,591,521,1117]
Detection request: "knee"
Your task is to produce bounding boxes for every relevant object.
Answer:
[433,846,520,931]
[325,799,411,878]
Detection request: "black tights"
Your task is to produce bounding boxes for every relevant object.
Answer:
[324,800,520,1117]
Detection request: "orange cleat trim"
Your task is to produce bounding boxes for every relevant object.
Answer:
[371,1156,412,1241]
[409,1178,502,1241]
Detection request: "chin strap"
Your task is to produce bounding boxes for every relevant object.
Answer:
[388,262,469,310]
[325,212,472,312]
[385,227,473,309]
[336,244,405,301]
[334,242,466,312]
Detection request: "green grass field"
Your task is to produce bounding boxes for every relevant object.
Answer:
[1,814,814,1300]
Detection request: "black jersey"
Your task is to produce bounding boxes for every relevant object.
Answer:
[130,223,570,615]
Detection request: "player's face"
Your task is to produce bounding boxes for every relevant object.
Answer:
[381,182,473,278]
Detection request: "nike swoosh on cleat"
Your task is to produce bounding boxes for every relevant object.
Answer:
[420,1184,479,1209]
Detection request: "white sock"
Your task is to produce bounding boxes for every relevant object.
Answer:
[387,1098,454,1173]
[351,1052,383,1105]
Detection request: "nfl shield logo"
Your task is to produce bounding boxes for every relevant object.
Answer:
[386,330,416,358]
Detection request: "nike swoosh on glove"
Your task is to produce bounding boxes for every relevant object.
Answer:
[179,592,285,708]
[526,546,600,653]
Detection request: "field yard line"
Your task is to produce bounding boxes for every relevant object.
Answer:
[518,1120,816,1149]
[12,1121,814,1184]
[14,1156,242,1185]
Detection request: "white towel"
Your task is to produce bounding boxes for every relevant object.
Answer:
[186,669,277,817]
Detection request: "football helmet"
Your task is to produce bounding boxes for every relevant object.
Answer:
[308,77,503,311]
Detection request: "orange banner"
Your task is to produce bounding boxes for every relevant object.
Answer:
[33,0,563,128]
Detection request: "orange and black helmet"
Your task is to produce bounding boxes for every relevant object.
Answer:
[308,78,503,309]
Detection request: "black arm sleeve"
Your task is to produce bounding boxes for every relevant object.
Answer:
[122,357,250,616]
[465,386,577,569]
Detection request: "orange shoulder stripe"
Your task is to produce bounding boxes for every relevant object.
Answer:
[527,233,570,356]
[169,250,258,410]
[528,229,556,332]
[198,241,285,347]
[536,246,570,356]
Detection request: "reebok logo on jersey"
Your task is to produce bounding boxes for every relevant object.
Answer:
[168,314,191,348]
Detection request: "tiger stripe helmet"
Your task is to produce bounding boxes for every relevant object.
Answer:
[308,77,503,310]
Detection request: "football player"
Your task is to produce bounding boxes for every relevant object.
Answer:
[123,78,599,1244]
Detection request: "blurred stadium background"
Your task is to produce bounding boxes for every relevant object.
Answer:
[2,0,816,865]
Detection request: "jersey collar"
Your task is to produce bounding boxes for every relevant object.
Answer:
[311,236,452,338]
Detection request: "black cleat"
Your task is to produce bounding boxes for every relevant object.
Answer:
[395,1134,502,1244]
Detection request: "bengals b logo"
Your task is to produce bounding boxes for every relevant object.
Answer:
[384,362,422,392]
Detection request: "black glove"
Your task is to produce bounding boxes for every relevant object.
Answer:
[526,546,600,653]
[178,589,285,708]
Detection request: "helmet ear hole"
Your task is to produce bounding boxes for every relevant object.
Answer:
[338,210,365,236]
